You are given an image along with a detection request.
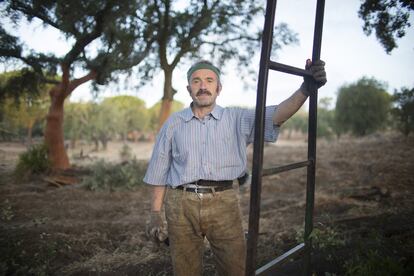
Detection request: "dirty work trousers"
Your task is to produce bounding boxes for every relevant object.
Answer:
[165,187,246,276]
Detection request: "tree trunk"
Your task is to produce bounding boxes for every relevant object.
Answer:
[45,90,70,169]
[70,138,77,149]
[100,135,108,150]
[26,120,34,147]
[44,65,96,171]
[158,68,176,130]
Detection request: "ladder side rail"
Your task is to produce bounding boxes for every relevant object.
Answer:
[303,0,325,275]
[245,0,278,275]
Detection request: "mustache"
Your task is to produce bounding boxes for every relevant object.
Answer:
[196,89,212,96]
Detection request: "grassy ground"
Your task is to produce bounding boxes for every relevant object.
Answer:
[0,133,413,275]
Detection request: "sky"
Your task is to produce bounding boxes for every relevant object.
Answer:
[3,0,414,109]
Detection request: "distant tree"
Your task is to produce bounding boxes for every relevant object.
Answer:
[281,107,307,138]
[148,100,185,131]
[335,77,392,136]
[391,86,414,136]
[86,102,116,151]
[317,97,335,138]
[137,0,298,128]
[64,102,93,149]
[0,70,49,144]
[101,95,149,142]
[359,0,414,53]
[2,96,49,145]
[0,1,154,169]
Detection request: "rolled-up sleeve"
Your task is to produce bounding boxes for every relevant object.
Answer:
[143,123,172,186]
[240,105,279,144]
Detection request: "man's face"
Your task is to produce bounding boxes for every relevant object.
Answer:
[187,69,221,108]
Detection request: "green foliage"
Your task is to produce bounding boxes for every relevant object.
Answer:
[281,98,336,139]
[101,95,149,138]
[280,107,307,138]
[0,68,48,101]
[1,0,154,93]
[136,1,298,87]
[64,102,94,145]
[0,70,50,141]
[64,95,167,147]
[0,231,71,276]
[359,0,413,53]
[119,143,133,162]
[391,87,414,136]
[148,100,185,131]
[335,77,391,136]
[295,225,345,250]
[82,159,147,191]
[344,250,408,276]
[137,0,297,129]
[15,143,50,178]
[0,199,14,221]
[317,97,336,139]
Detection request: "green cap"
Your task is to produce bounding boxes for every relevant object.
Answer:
[187,61,221,83]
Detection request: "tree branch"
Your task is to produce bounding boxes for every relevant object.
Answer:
[62,1,115,65]
[66,70,97,96]
[11,1,61,31]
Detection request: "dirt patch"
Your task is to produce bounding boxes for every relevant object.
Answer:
[1,133,413,275]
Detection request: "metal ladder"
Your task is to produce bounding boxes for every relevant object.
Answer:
[245,0,325,275]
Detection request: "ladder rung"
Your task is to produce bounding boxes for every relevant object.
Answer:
[255,243,305,275]
[269,61,313,77]
[262,160,311,176]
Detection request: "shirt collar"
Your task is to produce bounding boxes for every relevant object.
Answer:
[179,104,224,122]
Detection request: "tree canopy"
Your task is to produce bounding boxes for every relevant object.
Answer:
[135,0,298,127]
[391,86,414,136]
[0,70,50,143]
[0,0,154,91]
[359,0,414,53]
[335,77,391,136]
[0,0,157,169]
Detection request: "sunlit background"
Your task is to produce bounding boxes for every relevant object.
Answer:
[3,0,413,109]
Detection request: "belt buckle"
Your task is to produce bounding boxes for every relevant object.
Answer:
[194,182,203,199]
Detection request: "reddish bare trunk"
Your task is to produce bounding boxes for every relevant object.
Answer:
[45,92,70,170]
[44,65,96,171]
[158,99,173,128]
[157,68,175,130]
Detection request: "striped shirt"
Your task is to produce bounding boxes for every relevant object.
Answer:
[143,104,279,187]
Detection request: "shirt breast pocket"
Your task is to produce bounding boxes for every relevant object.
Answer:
[214,133,239,168]
[172,136,188,164]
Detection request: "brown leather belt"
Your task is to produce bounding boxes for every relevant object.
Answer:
[176,180,233,193]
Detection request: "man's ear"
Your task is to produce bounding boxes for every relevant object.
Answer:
[217,83,222,95]
[187,85,191,94]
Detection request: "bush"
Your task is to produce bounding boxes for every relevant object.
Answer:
[344,250,408,276]
[82,159,147,191]
[119,143,133,162]
[391,87,414,136]
[295,224,345,250]
[335,77,391,136]
[14,143,50,178]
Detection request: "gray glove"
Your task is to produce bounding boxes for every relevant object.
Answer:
[145,211,168,243]
[301,59,327,96]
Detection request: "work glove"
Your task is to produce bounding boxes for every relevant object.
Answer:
[301,59,327,96]
[145,211,168,243]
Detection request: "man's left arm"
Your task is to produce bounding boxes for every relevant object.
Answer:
[273,60,327,126]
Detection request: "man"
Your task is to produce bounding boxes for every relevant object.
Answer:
[144,59,326,276]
